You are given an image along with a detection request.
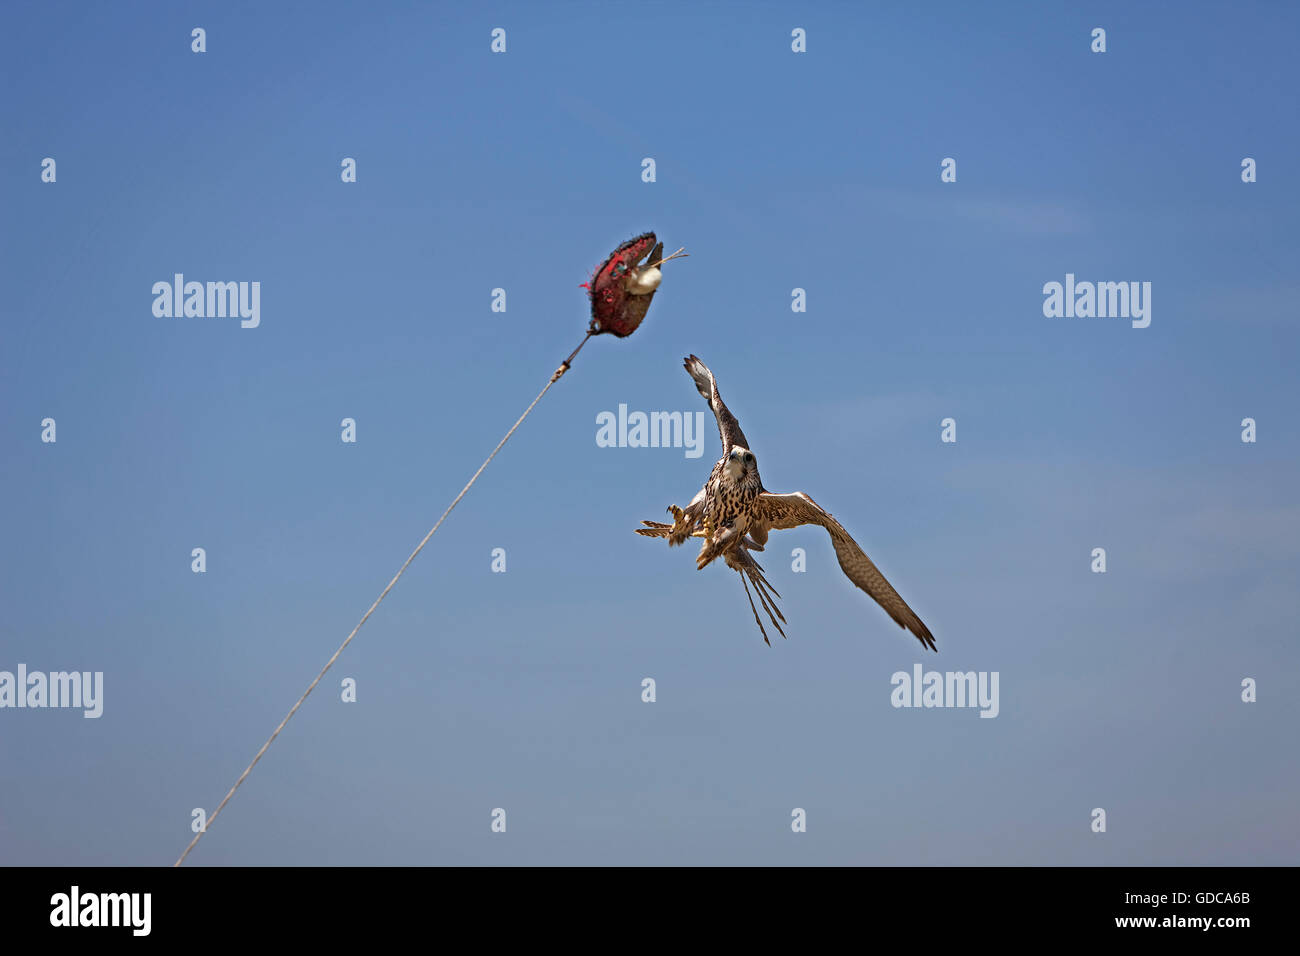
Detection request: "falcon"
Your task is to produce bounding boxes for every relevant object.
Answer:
[635,355,937,650]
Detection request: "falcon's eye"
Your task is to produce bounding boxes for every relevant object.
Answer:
[612,262,627,277]
[743,452,754,463]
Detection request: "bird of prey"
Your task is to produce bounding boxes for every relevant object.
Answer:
[635,355,937,650]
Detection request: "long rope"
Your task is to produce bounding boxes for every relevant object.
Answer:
[173,332,594,866]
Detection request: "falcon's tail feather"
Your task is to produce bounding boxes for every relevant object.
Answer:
[727,548,787,645]
[739,573,773,646]
[634,519,675,537]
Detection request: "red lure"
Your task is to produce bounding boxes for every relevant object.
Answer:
[582,232,663,338]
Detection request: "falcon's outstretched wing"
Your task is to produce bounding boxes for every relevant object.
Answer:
[683,355,750,456]
[753,492,936,651]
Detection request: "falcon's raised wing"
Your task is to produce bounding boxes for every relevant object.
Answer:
[753,492,936,651]
[683,354,750,457]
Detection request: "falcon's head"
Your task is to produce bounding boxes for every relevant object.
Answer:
[724,446,760,485]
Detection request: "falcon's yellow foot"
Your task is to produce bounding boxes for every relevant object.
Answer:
[666,504,693,547]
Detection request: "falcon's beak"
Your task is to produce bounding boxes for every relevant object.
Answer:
[724,452,744,480]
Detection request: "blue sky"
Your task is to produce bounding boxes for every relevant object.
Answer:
[2,1,1297,865]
